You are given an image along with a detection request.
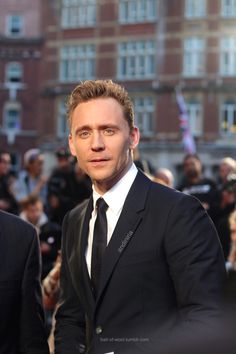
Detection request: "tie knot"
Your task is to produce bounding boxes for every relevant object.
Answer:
[96,198,108,213]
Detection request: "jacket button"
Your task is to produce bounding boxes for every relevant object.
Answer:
[95,326,103,334]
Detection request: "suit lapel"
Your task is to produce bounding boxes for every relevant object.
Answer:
[69,197,96,316]
[95,171,151,307]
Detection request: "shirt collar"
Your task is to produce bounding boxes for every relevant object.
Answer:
[92,163,138,215]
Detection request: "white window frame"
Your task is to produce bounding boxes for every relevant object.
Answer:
[185,0,206,18]
[118,40,155,80]
[6,14,23,37]
[59,44,95,82]
[3,102,21,131]
[221,0,236,17]
[61,0,96,28]
[183,37,205,77]
[57,99,69,138]
[186,100,203,137]
[5,62,23,83]
[132,96,155,137]
[220,37,236,76]
[221,101,236,135]
[119,0,157,24]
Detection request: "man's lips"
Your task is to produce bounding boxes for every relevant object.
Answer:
[89,157,110,162]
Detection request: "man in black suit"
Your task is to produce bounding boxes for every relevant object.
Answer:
[0,210,49,354]
[55,80,226,354]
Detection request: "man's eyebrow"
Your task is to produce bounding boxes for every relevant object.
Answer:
[74,125,92,134]
[75,124,119,134]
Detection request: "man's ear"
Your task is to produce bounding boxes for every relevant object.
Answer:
[68,134,76,157]
[129,127,140,150]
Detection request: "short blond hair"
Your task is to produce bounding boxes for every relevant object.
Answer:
[67,80,135,130]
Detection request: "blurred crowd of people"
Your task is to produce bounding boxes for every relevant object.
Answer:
[1,146,236,348]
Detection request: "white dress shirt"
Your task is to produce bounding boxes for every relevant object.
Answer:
[86,163,138,276]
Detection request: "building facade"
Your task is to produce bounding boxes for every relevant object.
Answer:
[1,0,236,181]
[0,0,44,169]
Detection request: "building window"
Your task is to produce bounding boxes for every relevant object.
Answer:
[183,37,205,77]
[119,0,157,24]
[118,40,155,80]
[3,103,21,131]
[132,96,155,136]
[221,101,236,134]
[185,0,206,18]
[220,37,236,76]
[221,0,236,17]
[6,15,23,37]
[60,44,95,82]
[186,100,203,136]
[57,99,69,138]
[5,62,23,83]
[61,0,96,28]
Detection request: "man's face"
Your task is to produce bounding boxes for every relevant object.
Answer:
[25,202,43,225]
[69,97,139,194]
[0,153,11,176]
[219,163,232,182]
[28,156,44,176]
[183,157,201,180]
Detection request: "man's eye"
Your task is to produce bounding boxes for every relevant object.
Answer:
[104,128,115,136]
[79,131,90,138]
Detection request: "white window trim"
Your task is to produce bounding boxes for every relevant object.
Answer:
[5,62,23,83]
[183,37,205,77]
[185,0,206,19]
[3,102,21,131]
[132,96,155,137]
[61,0,96,29]
[220,37,236,76]
[221,101,236,135]
[59,44,96,83]
[6,14,24,37]
[221,0,236,17]
[57,99,69,138]
[119,0,157,24]
[117,40,155,80]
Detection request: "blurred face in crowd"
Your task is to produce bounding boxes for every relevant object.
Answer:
[183,156,202,180]
[0,153,11,176]
[219,162,233,183]
[27,156,44,177]
[69,97,139,195]
[25,201,43,225]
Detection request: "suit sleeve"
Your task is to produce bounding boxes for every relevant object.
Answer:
[20,225,49,354]
[54,213,86,354]
[164,193,226,330]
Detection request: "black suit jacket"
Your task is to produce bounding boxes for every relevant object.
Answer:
[0,210,49,354]
[55,171,226,354]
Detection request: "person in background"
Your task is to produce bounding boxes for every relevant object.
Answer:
[133,147,155,177]
[177,153,219,219]
[0,150,18,214]
[218,157,236,189]
[0,210,49,354]
[226,209,236,270]
[214,176,236,260]
[55,80,225,354]
[13,148,48,206]
[47,148,91,225]
[154,167,174,188]
[20,195,61,279]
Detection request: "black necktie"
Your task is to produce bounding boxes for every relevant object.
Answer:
[91,198,108,298]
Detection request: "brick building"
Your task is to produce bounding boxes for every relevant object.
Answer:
[1,0,236,181]
[0,0,44,169]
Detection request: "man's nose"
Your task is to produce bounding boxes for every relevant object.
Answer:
[91,131,105,151]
